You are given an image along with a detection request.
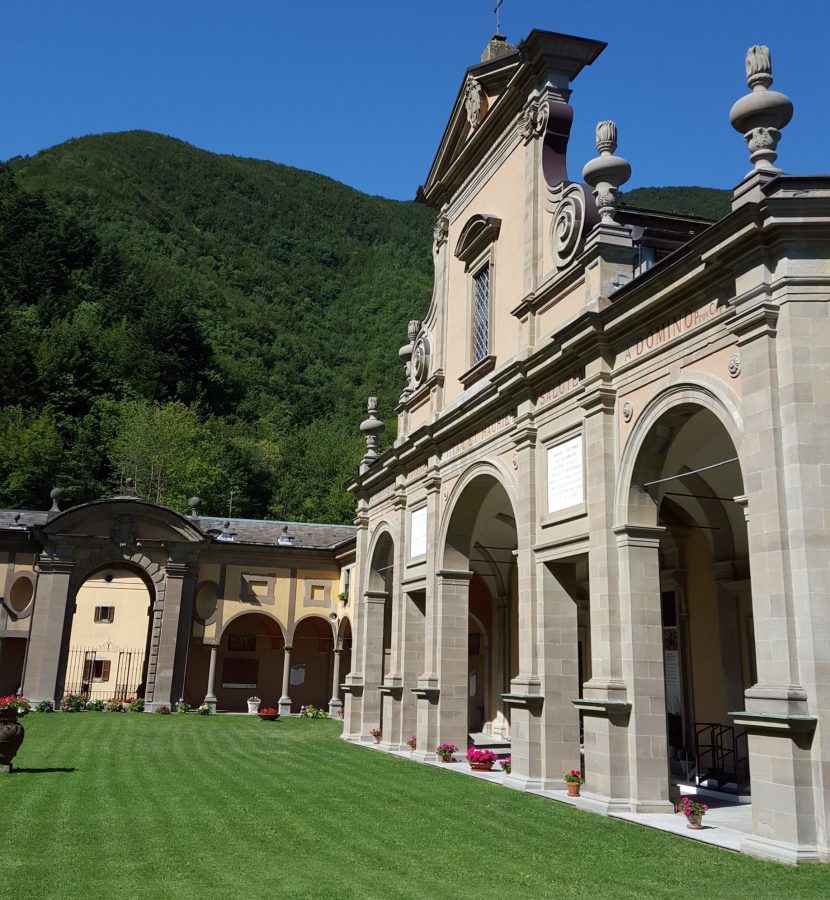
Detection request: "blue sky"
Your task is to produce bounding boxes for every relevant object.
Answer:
[3,1,828,200]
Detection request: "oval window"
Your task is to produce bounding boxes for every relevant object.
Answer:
[195,584,218,621]
[9,576,34,613]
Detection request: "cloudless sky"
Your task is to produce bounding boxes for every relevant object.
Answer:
[3,1,829,200]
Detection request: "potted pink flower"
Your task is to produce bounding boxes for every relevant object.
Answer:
[369,727,382,744]
[676,796,709,830]
[466,747,499,771]
[500,756,512,775]
[406,735,416,751]
[436,743,458,762]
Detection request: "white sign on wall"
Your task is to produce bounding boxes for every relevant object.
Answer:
[290,664,306,686]
[410,506,427,558]
[547,435,584,513]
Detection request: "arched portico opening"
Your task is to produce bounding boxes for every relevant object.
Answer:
[291,615,335,711]
[64,565,154,702]
[215,612,285,712]
[441,471,518,746]
[624,399,754,800]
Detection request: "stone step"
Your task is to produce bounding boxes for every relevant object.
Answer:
[468,732,511,758]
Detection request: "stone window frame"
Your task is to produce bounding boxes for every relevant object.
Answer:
[454,214,501,389]
[302,582,330,608]
[540,425,588,527]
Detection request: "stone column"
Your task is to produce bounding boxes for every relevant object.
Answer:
[22,555,74,705]
[359,589,389,739]
[147,560,196,710]
[535,561,581,790]
[616,525,672,813]
[433,569,472,752]
[504,410,544,790]
[328,648,342,719]
[578,378,631,812]
[492,596,510,738]
[278,646,293,716]
[203,642,219,710]
[398,591,425,749]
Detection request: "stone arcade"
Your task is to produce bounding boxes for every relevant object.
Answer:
[0,490,356,716]
[343,31,830,863]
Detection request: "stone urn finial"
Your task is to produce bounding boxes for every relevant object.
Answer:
[188,496,201,518]
[49,487,63,513]
[730,45,793,174]
[582,120,631,224]
[359,396,385,473]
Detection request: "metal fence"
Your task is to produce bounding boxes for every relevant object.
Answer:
[64,647,146,700]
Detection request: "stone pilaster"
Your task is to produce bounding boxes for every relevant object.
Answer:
[413,468,444,761]
[22,555,74,705]
[730,285,825,862]
[358,589,389,738]
[342,502,369,740]
[147,559,197,709]
[579,379,631,810]
[433,569,472,751]
[504,410,544,790]
[380,489,408,750]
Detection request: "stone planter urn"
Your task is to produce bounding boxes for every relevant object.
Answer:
[0,708,24,773]
[247,697,261,715]
[470,761,494,772]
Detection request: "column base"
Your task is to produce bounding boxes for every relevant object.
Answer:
[203,696,217,711]
[503,773,544,792]
[278,696,292,717]
[328,698,343,720]
[578,792,638,815]
[741,834,822,866]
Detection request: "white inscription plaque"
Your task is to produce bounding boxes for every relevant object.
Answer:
[547,435,584,513]
[410,506,427,558]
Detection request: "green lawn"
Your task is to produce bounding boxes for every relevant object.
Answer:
[2,715,829,899]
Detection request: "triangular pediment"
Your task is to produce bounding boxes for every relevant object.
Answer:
[420,30,606,207]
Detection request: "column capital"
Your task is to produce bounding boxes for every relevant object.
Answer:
[613,524,665,548]
[364,590,390,604]
[435,568,473,583]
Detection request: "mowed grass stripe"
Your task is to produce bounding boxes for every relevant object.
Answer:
[2,715,830,899]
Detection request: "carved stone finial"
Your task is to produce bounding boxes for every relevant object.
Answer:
[188,496,201,518]
[582,120,631,225]
[359,396,385,473]
[49,487,63,513]
[119,477,137,498]
[730,45,793,175]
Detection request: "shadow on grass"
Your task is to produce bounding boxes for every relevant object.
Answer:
[9,767,76,774]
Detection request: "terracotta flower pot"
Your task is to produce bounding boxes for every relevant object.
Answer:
[566,781,581,797]
[687,814,703,830]
[437,754,452,763]
[258,712,279,721]
[0,708,24,772]
[470,761,494,771]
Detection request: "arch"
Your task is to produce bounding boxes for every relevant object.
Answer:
[291,614,336,711]
[220,609,287,645]
[290,612,336,645]
[365,523,395,594]
[336,615,353,650]
[615,379,744,528]
[439,459,518,572]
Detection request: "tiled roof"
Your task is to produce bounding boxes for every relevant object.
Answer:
[0,507,355,551]
[196,516,355,550]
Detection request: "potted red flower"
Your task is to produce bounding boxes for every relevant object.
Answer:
[564,769,584,797]
[258,707,279,721]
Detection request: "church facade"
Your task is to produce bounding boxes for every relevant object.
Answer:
[0,493,356,716]
[343,30,830,864]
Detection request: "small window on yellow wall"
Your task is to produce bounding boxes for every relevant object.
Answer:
[94,606,115,624]
[310,585,325,603]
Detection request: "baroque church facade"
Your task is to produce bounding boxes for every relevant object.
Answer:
[342,30,830,864]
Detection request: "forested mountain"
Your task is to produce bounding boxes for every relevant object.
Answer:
[0,131,729,523]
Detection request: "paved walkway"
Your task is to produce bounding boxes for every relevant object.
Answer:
[356,741,752,854]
